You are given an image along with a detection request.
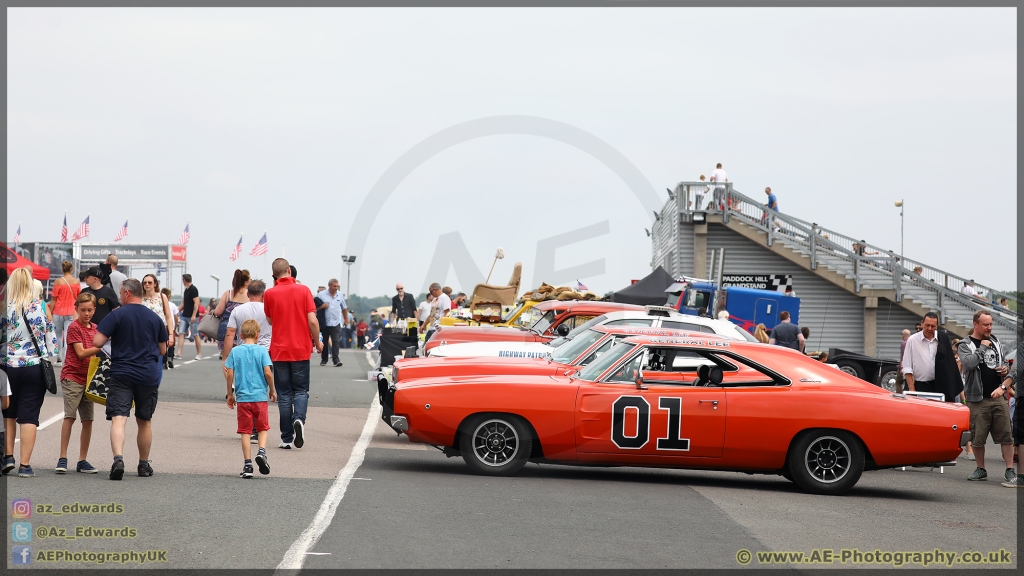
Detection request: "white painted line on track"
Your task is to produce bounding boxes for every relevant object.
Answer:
[275,395,382,574]
[13,411,65,445]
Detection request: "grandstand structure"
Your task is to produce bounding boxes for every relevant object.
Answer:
[652,183,1018,360]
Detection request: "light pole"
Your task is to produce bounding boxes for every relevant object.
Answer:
[894,200,904,258]
[340,255,356,298]
[210,274,220,300]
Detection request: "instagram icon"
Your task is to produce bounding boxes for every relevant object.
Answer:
[11,498,32,519]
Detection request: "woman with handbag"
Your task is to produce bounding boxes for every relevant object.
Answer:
[1,267,58,477]
[51,261,80,364]
[141,275,176,367]
[213,270,250,360]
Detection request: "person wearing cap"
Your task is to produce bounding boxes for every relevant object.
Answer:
[82,267,121,325]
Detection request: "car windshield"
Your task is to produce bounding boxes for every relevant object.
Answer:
[551,329,606,364]
[731,324,759,342]
[547,314,608,347]
[577,342,636,381]
[502,302,528,324]
[530,310,558,334]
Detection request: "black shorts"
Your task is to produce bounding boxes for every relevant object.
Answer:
[2,365,47,426]
[105,377,159,421]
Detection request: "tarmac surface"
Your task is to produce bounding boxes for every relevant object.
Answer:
[3,343,1019,570]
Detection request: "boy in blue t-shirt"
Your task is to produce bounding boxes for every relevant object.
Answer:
[225,320,276,478]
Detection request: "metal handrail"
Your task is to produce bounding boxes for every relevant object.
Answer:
[667,182,1019,334]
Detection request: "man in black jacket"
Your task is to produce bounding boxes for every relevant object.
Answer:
[390,284,416,323]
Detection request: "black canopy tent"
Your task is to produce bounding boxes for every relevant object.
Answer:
[610,266,675,306]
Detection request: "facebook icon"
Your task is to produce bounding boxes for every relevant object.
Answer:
[13,545,32,565]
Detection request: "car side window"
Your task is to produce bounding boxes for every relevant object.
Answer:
[661,320,701,332]
[604,319,654,327]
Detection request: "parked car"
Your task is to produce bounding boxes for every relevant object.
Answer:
[381,334,969,495]
[423,300,645,354]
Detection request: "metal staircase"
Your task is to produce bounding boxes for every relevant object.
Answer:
[668,183,1019,346]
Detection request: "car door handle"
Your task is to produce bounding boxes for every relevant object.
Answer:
[699,400,719,409]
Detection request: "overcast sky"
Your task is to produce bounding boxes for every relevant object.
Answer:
[7,7,1017,299]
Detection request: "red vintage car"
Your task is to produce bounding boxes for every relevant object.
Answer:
[423,300,644,355]
[389,325,726,386]
[381,335,970,495]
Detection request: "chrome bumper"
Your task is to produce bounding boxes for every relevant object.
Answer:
[389,415,409,432]
[959,430,971,448]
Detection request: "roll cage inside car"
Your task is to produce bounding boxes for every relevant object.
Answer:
[583,343,791,388]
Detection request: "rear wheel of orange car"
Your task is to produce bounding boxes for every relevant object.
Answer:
[460,415,533,476]
[787,430,864,495]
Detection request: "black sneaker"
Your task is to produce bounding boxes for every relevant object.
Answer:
[239,464,254,479]
[334,361,343,367]
[293,419,305,449]
[110,460,125,481]
[167,358,174,369]
[250,432,259,444]
[2,455,15,474]
[138,461,154,477]
[255,451,270,475]
[320,361,328,366]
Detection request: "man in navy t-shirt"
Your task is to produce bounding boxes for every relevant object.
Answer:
[94,279,168,481]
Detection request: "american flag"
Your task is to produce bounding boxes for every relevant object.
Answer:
[250,232,268,256]
[229,235,243,261]
[71,215,90,241]
[13,224,21,243]
[178,223,190,246]
[60,214,68,242]
[576,280,589,291]
[114,220,129,242]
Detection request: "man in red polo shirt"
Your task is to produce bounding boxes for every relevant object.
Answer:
[264,258,322,449]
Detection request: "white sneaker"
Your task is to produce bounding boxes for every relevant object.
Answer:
[195,355,202,361]
[292,419,305,449]
[278,442,292,449]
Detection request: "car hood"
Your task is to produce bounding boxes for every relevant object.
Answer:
[394,356,569,382]
[424,326,549,351]
[395,373,575,390]
[428,341,553,358]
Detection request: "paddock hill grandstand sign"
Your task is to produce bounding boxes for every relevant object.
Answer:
[720,274,792,293]
[80,244,185,262]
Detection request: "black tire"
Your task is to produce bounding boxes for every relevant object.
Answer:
[786,430,864,495]
[834,359,866,381]
[460,414,533,476]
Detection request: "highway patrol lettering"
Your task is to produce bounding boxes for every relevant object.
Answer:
[497,350,549,358]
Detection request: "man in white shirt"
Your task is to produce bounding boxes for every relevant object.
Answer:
[424,283,451,342]
[709,163,729,210]
[901,312,939,394]
[418,293,435,333]
[961,280,979,299]
[105,255,127,295]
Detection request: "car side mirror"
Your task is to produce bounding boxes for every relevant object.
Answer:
[555,324,570,337]
[636,369,647,390]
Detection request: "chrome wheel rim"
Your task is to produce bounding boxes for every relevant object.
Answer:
[804,436,851,484]
[879,371,898,393]
[838,366,859,378]
[472,419,520,467]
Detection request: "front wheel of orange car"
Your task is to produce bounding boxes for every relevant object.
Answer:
[460,415,533,476]
[787,430,864,495]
